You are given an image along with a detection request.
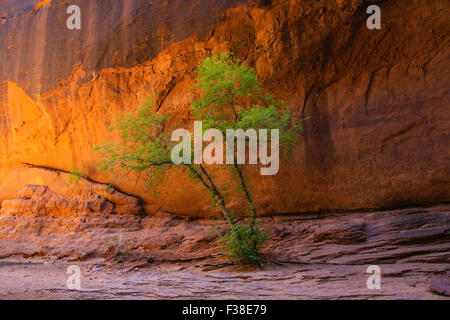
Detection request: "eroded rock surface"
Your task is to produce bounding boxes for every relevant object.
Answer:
[0,0,448,216]
[0,202,448,299]
[0,0,252,94]
[1,184,141,218]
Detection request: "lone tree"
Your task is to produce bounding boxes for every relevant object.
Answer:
[95,53,304,265]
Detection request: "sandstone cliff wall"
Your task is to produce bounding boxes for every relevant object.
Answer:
[0,0,448,217]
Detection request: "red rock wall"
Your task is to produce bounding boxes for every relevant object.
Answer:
[0,0,449,217]
[0,0,252,94]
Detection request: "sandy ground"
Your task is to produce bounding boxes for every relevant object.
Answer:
[0,255,448,300]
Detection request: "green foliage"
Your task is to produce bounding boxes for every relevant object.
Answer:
[94,99,177,188]
[68,166,82,184]
[237,105,304,154]
[192,52,303,138]
[192,53,259,131]
[219,222,268,266]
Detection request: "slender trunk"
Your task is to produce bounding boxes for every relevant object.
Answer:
[196,165,258,264]
[228,102,257,222]
[228,102,259,253]
[233,163,258,252]
[197,165,237,230]
[233,163,257,221]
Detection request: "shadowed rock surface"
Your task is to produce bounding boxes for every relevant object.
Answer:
[0,0,252,94]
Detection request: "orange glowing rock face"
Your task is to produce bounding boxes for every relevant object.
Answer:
[0,0,448,218]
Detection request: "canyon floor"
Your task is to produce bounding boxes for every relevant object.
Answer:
[0,255,449,300]
[0,205,449,299]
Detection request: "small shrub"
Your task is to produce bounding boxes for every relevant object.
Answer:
[219,222,268,266]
